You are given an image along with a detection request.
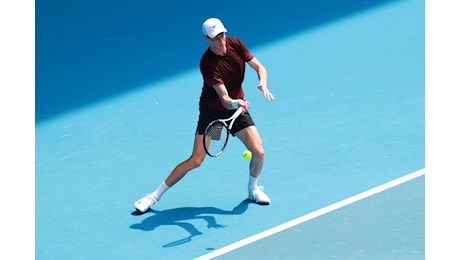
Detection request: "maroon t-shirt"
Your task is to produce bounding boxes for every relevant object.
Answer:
[199,37,254,112]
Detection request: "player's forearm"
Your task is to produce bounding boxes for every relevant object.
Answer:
[213,84,244,110]
[256,65,268,89]
[221,95,239,110]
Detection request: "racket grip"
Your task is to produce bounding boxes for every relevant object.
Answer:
[235,106,243,115]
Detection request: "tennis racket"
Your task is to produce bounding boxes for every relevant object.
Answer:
[203,107,243,157]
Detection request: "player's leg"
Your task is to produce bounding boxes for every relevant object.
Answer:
[235,125,264,179]
[164,133,207,186]
[134,133,207,213]
[236,126,270,205]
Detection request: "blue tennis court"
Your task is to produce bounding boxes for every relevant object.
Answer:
[35,0,424,259]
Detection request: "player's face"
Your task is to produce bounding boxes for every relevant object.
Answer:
[208,32,226,50]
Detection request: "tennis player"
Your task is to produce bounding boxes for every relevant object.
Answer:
[134,17,275,213]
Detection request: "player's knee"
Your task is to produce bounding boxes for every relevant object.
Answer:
[252,148,264,160]
[189,156,204,169]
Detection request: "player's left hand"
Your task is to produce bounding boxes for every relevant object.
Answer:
[258,85,275,102]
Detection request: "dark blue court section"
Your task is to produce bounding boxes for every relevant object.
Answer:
[36,0,398,122]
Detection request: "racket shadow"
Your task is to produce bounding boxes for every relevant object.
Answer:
[130,200,251,247]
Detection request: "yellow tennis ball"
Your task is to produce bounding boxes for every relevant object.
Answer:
[243,150,252,160]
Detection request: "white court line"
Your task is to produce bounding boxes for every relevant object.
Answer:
[194,169,425,260]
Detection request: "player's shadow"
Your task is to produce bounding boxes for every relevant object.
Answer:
[129,199,250,247]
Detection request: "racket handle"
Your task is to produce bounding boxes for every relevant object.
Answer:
[228,107,243,130]
[235,107,243,116]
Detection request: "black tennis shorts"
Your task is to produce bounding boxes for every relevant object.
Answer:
[196,109,255,136]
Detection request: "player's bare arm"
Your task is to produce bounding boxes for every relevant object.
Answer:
[212,84,249,112]
[248,57,275,102]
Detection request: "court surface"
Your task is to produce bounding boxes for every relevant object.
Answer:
[36,0,425,259]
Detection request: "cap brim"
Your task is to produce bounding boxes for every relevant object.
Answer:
[208,27,227,38]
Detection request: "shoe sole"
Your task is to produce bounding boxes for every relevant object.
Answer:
[248,197,270,205]
[256,201,270,205]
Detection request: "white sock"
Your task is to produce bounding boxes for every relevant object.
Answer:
[248,176,258,191]
[152,181,169,201]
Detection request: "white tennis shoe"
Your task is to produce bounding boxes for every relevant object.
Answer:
[134,193,157,213]
[248,186,271,205]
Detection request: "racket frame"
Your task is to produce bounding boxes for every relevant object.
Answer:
[203,107,243,157]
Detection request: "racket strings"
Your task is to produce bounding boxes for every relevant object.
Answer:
[204,122,228,156]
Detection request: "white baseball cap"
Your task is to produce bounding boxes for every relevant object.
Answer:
[202,18,227,38]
